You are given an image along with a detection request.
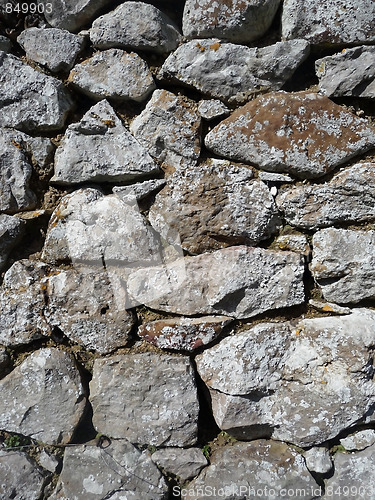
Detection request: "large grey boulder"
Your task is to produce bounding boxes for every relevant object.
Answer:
[158,39,310,103]
[0,348,86,444]
[90,1,181,54]
[148,160,281,253]
[127,245,305,319]
[316,46,375,98]
[44,0,114,32]
[90,353,199,447]
[0,52,73,132]
[50,439,168,500]
[282,0,375,44]
[183,0,281,43]
[68,49,155,102]
[183,440,319,500]
[195,309,375,447]
[152,448,208,482]
[205,91,375,178]
[0,214,26,270]
[311,228,375,304]
[17,28,85,73]
[130,89,201,171]
[276,163,375,229]
[51,100,159,185]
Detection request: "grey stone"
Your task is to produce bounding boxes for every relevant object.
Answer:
[259,171,294,183]
[275,234,310,256]
[183,440,318,500]
[152,447,208,482]
[197,99,230,121]
[27,136,55,168]
[304,447,332,475]
[282,0,375,45]
[159,39,310,103]
[0,348,86,444]
[138,316,233,352]
[113,179,166,203]
[0,347,10,375]
[195,309,375,447]
[90,1,181,54]
[340,430,375,452]
[0,214,26,270]
[127,245,305,319]
[50,439,168,500]
[0,449,47,500]
[316,46,375,98]
[39,449,60,473]
[276,163,375,229]
[183,0,281,43]
[130,89,201,171]
[148,160,280,253]
[68,49,155,102]
[310,228,375,304]
[0,52,73,132]
[51,100,160,185]
[309,300,351,315]
[90,353,199,447]
[44,0,114,32]
[0,35,11,52]
[205,91,375,178]
[17,28,85,73]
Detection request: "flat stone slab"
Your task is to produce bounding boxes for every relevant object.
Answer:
[311,228,375,304]
[197,99,230,121]
[44,0,114,32]
[158,39,310,103]
[68,48,155,102]
[0,214,25,270]
[340,430,375,452]
[152,448,208,482]
[205,91,375,179]
[90,353,199,446]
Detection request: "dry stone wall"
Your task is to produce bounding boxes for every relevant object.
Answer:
[0,1,375,498]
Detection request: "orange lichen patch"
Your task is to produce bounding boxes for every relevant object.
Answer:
[295,329,301,335]
[322,304,334,312]
[11,140,22,149]
[102,119,115,127]
[209,42,221,51]
[196,42,205,52]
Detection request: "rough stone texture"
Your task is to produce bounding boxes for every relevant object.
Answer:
[138,316,233,352]
[68,49,155,102]
[309,300,351,315]
[44,0,114,32]
[130,89,201,171]
[159,39,310,103]
[259,171,294,183]
[282,0,375,45]
[275,234,310,256]
[183,440,318,500]
[0,52,73,132]
[183,0,281,43]
[0,214,26,270]
[0,348,86,444]
[0,347,10,375]
[27,136,55,168]
[90,1,181,54]
[42,188,162,267]
[50,439,168,500]
[340,430,375,452]
[51,100,159,184]
[196,309,375,447]
[151,448,208,482]
[205,91,375,179]
[323,445,375,499]
[197,99,230,121]
[113,179,166,203]
[127,245,305,319]
[311,228,375,304]
[148,160,281,253]
[276,163,375,229]
[0,35,11,52]
[39,449,60,473]
[0,450,47,500]
[90,353,199,447]
[17,28,85,73]
[316,46,375,99]
[304,447,332,475]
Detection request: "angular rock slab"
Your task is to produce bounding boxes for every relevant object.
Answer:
[90,353,199,447]
[0,214,26,270]
[198,99,230,121]
[113,179,166,203]
[51,100,159,184]
[340,429,375,452]
[44,0,114,32]
[196,309,375,447]
[138,316,233,352]
[130,89,201,171]
[276,163,375,229]
[205,91,375,179]
[17,27,85,73]
[183,0,281,43]
[183,440,318,500]
[304,447,332,475]
[68,49,155,102]
[152,447,208,482]
[282,0,375,44]
[148,160,281,253]
[0,348,86,444]
[159,39,310,103]
[311,228,375,304]
[50,440,168,500]
[316,46,375,99]
[90,1,181,54]
[0,52,73,132]
[127,245,305,319]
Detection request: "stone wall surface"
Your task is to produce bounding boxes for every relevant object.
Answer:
[0,1,375,498]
